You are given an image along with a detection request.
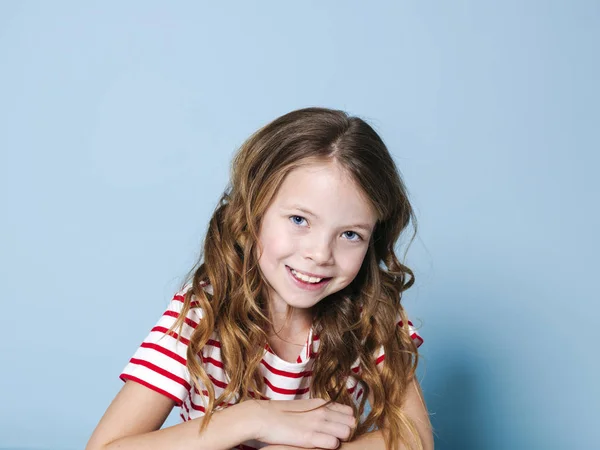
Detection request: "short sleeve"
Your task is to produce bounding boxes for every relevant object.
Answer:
[374,317,423,366]
[120,290,203,405]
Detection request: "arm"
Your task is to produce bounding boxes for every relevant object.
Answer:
[262,378,433,450]
[339,378,433,450]
[85,380,257,450]
[87,381,356,450]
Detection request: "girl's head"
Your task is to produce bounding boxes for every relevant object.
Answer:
[225,107,416,315]
[183,107,421,449]
[257,159,377,315]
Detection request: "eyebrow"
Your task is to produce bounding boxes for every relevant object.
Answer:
[283,205,374,233]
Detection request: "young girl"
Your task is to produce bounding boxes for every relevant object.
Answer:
[86,107,433,450]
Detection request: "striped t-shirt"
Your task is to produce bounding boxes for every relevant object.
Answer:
[120,288,423,450]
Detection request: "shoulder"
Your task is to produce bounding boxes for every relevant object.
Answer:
[357,304,424,348]
[118,284,214,404]
[399,316,424,348]
[156,286,203,333]
[171,283,205,308]
[372,310,424,367]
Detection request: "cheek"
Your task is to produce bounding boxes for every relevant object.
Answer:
[338,247,369,279]
[266,236,294,260]
[259,221,295,262]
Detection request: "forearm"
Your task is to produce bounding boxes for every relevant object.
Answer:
[264,429,431,450]
[339,427,432,450]
[101,401,256,450]
[339,429,387,450]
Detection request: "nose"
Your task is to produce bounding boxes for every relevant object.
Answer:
[304,234,334,266]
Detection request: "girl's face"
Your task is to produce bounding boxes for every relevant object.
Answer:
[257,160,377,315]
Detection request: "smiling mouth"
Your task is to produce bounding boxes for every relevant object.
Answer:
[286,266,332,284]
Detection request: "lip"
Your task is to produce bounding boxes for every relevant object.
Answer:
[285,265,332,291]
[286,265,331,279]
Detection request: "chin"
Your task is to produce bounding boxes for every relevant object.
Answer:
[282,295,322,310]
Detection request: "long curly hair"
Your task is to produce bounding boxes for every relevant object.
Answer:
[171,107,423,449]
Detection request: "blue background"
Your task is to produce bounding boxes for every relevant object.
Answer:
[1,1,598,449]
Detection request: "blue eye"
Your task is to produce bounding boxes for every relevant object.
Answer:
[342,231,362,241]
[290,215,308,226]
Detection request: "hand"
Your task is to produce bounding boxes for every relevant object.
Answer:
[252,398,357,449]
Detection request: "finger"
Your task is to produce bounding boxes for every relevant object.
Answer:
[318,420,354,441]
[325,402,355,417]
[327,409,358,429]
[309,432,341,449]
[324,407,357,428]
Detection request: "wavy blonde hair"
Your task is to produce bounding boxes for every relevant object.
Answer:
[171,107,423,449]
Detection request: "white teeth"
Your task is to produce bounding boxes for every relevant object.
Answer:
[291,268,323,283]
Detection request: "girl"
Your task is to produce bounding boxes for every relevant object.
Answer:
[86,107,433,450]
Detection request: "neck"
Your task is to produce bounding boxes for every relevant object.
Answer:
[268,305,313,342]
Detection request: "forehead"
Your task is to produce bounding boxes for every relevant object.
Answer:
[272,161,377,224]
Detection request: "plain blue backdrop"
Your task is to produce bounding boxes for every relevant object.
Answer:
[1,1,598,449]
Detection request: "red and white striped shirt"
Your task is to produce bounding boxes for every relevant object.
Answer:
[120,288,423,449]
